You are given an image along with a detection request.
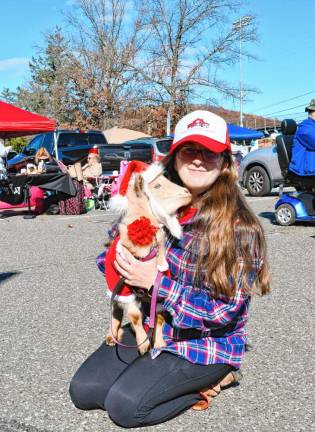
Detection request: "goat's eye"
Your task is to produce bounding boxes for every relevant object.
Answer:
[153,183,161,189]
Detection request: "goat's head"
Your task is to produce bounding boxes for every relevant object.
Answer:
[110,163,192,239]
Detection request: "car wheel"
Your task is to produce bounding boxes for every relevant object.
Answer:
[275,204,296,226]
[245,166,271,197]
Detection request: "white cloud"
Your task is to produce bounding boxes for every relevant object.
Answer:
[0,57,29,73]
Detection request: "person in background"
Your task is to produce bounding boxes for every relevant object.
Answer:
[69,110,270,428]
[35,147,53,173]
[82,147,102,191]
[289,99,315,176]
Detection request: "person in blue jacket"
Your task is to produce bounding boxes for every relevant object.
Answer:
[289,99,315,176]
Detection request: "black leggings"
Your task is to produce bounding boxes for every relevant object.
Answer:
[69,326,232,428]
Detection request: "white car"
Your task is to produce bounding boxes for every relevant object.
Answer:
[238,145,283,196]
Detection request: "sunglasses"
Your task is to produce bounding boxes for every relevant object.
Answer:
[177,146,222,163]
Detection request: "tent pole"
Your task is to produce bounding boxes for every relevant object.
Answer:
[53,130,58,160]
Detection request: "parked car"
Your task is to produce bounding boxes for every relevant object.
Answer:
[7,129,155,176]
[151,137,173,162]
[238,145,283,196]
[7,130,107,173]
[121,137,173,162]
[6,150,18,161]
[98,141,153,175]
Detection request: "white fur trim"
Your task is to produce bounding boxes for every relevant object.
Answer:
[105,288,136,303]
[109,194,128,214]
[157,262,169,272]
[142,163,164,183]
[166,214,183,239]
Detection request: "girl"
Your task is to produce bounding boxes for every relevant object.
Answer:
[69,110,270,427]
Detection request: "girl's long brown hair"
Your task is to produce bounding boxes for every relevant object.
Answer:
[164,151,270,298]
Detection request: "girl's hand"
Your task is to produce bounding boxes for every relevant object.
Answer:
[115,246,158,289]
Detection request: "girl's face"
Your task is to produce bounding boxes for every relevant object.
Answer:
[175,143,224,199]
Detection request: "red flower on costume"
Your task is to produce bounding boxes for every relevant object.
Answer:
[127,217,158,246]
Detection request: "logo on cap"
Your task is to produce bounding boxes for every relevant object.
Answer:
[187,118,209,129]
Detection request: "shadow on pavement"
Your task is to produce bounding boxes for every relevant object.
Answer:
[0,271,20,285]
[243,192,278,198]
[258,211,277,224]
[0,209,31,218]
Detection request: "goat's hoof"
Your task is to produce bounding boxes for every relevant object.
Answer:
[153,340,166,349]
[105,334,116,346]
[138,340,151,355]
[117,328,124,341]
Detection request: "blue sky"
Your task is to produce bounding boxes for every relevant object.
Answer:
[0,0,314,124]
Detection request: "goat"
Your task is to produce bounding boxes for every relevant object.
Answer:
[104,162,191,354]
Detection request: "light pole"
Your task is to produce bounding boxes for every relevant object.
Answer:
[166,108,171,136]
[232,15,253,127]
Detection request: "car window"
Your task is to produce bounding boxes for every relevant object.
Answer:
[25,135,44,155]
[58,133,89,147]
[155,139,172,154]
[42,133,54,152]
[57,133,106,147]
[89,133,106,144]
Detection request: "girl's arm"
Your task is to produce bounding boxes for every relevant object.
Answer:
[157,258,261,331]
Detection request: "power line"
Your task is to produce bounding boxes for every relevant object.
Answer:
[255,90,315,113]
[275,111,304,118]
[263,103,307,117]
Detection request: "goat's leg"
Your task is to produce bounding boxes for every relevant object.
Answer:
[126,302,150,355]
[153,313,166,349]
[156,229,168,271]
[106,302,124,346]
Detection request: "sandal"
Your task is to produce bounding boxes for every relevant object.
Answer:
[192,369,243,411]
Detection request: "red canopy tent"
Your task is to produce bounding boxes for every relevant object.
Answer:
[0,100,56,138]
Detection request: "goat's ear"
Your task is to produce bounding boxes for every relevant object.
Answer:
[134,173,144,197]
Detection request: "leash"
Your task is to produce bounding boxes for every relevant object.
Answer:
[109,270,163,349]
[148,271,163,329]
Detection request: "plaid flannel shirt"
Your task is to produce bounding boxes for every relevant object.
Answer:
[98,211,262,368]
[149,211,262,367]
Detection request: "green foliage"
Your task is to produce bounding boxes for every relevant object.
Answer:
[7,137,28,153]
[1,87,18,105]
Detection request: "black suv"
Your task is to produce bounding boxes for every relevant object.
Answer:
[7,130,107,173]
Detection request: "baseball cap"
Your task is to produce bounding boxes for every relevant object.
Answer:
[305,99,315,112]
[170,110,231,154]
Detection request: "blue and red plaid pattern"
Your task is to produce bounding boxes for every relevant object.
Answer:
[98,213,262,367]
[150,215,262,367]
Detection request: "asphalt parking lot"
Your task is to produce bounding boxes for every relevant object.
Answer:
[0,192,314,432]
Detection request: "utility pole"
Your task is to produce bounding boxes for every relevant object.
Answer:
[232,16,253,127]
[166,108,171,136]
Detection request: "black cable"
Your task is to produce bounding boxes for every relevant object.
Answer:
[275,111,305,118]
[263,103,307,117]
[255,90,315,113]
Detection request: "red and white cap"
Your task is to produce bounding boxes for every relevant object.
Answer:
[89,145,99,155]
[170,110,231,154]
[109,160,164,213]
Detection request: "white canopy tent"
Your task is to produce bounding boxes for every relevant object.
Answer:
[103,127,151,144]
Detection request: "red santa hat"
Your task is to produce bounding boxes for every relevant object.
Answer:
[109,160,164,214]
[89,145,99,155]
